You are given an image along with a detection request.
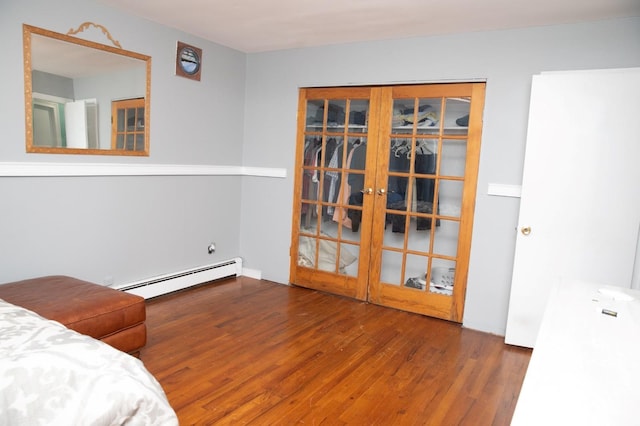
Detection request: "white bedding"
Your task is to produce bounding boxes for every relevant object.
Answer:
[0,299,178,425]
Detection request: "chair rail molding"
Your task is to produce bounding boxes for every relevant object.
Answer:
[0,162,286,178]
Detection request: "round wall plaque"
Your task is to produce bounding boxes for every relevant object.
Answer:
[176,41,202,81]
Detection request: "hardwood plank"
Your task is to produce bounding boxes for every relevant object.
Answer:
[140,277,531,425]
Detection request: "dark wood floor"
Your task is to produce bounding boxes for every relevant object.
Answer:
[140,276,531,425]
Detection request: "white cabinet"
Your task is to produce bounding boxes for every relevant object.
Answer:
[511,279,640,425]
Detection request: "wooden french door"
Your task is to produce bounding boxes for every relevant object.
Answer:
[290,83,485,322]
[290,86,378,301]
[111,98,146,152]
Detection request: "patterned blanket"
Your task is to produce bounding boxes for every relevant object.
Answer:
[0,298,178,425]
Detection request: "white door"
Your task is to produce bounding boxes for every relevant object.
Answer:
[505,68,640,348]
[65,100,89,148]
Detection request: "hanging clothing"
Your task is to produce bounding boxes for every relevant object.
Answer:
[385,142,438,233]
[344,141,367,231]
[325,139,341,216]
[414,151,437,231]
[332,143,358,229]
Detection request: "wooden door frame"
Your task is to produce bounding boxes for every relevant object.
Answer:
[290,83,486,323]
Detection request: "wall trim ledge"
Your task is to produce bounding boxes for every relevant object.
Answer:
[0,162,287,178]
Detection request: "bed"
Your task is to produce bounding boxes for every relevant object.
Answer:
[0,298,178,425]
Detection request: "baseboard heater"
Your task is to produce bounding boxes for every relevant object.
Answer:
[115,257,242,299]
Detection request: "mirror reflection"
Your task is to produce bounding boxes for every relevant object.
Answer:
[24,23,151,156]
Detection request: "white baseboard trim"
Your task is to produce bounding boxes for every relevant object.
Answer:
[0,162,286,178]
[241,267,262,280]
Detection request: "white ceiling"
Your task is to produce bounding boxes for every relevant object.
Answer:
[99,0,640,53]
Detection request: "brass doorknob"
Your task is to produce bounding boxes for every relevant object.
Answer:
[520,226,531,236]
[377,188,386,195]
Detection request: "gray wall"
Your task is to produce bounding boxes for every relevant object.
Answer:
[32,70,74,99]
[0,0,247,285]
[239,18,640,334]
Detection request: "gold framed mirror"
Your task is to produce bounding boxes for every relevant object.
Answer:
[23,23,151,156]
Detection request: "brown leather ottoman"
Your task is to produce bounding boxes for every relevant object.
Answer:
[0,275,146,356]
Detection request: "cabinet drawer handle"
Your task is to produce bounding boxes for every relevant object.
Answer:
[520,226,531,236]
[377,188,386,195]
[362,188,373,195]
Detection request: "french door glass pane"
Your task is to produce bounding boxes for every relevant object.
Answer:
[341,243,359,277]
[348,100,369,133]
[126,134,134,150]
[432,219,460,258]
[429,260,456,296]
[126,108,136,130]
[405,254,430,291]
[443,97,470,135]
[135,134,145,151]
[316,237,341,273]
[326,100,346,128]
[383,228,405,250]
[300,202,317,231]
[410,189,437,223]
[389,138,412,173]
[117,109,125,132]
[305,100,324,132]
[298,235,318,269]
[135,107,144,129]
[441,139,467,177]
[407,228,431,252]
[383,206,410,246]
[438,180,463,218]
[380,249,403,285]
